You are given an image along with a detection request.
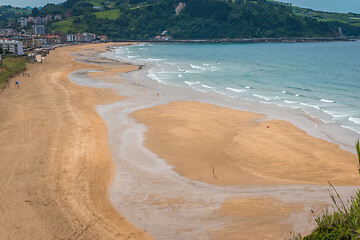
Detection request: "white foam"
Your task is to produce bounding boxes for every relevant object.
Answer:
[213,89,235,98]
[177,66,185,72]
[320,99,334,103]
[201,84,214,89]
[322,109,349,118]
[178,74,182,77]
[253,94,270,101]
[190,64,206,71]
[300,102,320,110]
[349,117,360,124]
[184,81,201,86]
[341,125,360,134]
[147,58,166,62]
[147,71,164,83]
[285,100,297,104]
[226,87,246,93]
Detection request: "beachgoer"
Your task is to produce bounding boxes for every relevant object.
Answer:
[15,81,19,88]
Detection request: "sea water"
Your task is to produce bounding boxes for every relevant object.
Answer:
[105,41,360,150]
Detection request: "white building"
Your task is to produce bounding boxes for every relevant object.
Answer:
[66,34,77,42]
[35,17,42,25]
[20,17,27,27]
[35,25,45,35]
[83,33,96,42]
[0,40,23,55]
[54,14,62,21]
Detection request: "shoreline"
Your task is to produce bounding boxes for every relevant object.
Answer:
[105,42,360,154]
[0,43,152,239]
[76,44,359,239]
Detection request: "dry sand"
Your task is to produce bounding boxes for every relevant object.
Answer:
[131,101,359,186]
[0,43,152,240]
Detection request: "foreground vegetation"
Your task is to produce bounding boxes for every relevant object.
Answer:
[296,141,360,240]
[0,56,27,89]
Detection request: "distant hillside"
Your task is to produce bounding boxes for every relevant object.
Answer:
[6,0,360,40]
[0,5,30,27]
[268,0,360,37]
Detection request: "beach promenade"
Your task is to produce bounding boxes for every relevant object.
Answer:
[0,43,359,239]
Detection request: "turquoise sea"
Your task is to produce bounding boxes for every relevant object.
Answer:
[114,41,360,133]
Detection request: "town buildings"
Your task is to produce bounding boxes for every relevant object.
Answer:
[20,17,27,27]
[35,25,45,35]
[0,40,23,55]
[46,15,52,23]
[0,11,101,55]
[54,14,62,21]
[27,17,35,23]
[66,33,96,43]
[35,17,42,25]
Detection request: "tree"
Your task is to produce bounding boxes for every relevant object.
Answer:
[31,7,39,17]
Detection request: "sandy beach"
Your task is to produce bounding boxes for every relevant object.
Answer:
[0,43,151,240]
[1,42,359,240]
[131,101,358,186]
[130,101,359,239]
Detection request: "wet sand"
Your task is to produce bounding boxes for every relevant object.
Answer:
[0,43,151,239]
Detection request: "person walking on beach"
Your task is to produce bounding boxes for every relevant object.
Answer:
[15,81,19,88]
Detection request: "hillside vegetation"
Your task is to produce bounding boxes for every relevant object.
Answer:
[29,0,360,40]
[0,5,30,26]
[268,0,360,37]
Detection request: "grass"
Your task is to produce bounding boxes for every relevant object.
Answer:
[291,140,360,240]
[356,140,360,175]
[302,190,360,239]
[0,56,27,89]
[86,0,116,9]
[94,10,121,20]
[52,18,87,34]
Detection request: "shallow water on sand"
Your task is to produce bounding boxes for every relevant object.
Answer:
[69,48,358,239]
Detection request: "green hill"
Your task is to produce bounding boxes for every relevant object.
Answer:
[0,5,30,27]
[268,0,360,37]
[30,0,360,39]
